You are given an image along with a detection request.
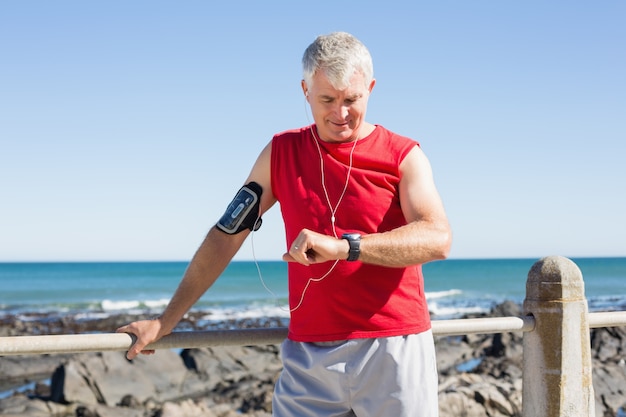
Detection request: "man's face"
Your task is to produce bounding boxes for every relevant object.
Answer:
[304,70,375,143]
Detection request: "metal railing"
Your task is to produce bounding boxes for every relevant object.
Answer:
[1,312,624,356]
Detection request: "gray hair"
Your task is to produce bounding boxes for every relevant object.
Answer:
[302,32,374,90]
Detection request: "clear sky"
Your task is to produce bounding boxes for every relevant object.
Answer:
[1,1,624,262]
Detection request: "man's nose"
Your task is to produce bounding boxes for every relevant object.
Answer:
[333,103,349,119]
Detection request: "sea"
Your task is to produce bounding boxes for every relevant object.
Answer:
[1,257,625,323]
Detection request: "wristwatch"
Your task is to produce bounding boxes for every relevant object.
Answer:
[342,233,361,262]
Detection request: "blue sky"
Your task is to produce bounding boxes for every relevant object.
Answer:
[1,1,624,261]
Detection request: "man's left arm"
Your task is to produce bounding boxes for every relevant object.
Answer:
[284,145,451,267]
[358,145,452,267]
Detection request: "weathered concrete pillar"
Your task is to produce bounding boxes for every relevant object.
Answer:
[523,256,595,417]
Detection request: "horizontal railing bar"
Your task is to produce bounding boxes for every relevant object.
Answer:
[0,332,134,356]
[588,311,626,328]
[432,315,536,336]
[0,328,289,356]
[0,312,624,357]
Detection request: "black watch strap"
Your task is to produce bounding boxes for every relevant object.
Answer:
[342,233,361,262]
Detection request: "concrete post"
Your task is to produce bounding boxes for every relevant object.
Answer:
[523,256,595,417]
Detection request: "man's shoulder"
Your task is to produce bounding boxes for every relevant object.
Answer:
[273,126,309,140]
[372,125,419,148]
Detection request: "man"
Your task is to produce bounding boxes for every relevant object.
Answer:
[117,31,452,417]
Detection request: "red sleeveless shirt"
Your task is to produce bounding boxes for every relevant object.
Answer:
[271,125,431,342]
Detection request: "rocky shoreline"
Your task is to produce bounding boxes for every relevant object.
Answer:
[1,302,625,416]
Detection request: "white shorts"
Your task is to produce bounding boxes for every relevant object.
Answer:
[272,330,438,417]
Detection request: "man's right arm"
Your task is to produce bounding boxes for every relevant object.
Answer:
[116,227,247,359]
[117,141,275,360]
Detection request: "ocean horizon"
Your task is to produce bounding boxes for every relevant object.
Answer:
[1,257,625,323]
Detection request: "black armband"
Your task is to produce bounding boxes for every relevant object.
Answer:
[216,182,263,234]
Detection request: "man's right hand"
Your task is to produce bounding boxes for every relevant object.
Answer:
[116,317,166,360]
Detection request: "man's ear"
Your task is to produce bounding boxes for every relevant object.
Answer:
[368,78,376,95]
[301,79,309,100]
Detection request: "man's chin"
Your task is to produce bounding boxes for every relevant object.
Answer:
[327,129,355,143]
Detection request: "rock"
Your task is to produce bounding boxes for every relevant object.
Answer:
[41,344,281,415]
[0,354,72,391]
[75,405,98,417]
[439,373,521,417]
[50,349,197,406]
[160,399,216,417]
[51,360,100,405]
[435,335,477,376]
[91,403,146,417]
[180,345,280,412]
[475,383,518,416]
[0,394,70,417]
[490,300,522,317]
[117,394,142,408]
[591,326,626,363]
[592,362,626,416]
[182,345,281,383]
[438,391,487,417]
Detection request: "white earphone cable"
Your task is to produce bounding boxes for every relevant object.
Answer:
[251,98,359,314]
[288,126,358,312]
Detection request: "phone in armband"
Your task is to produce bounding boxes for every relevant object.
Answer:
[216,182,263,234]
